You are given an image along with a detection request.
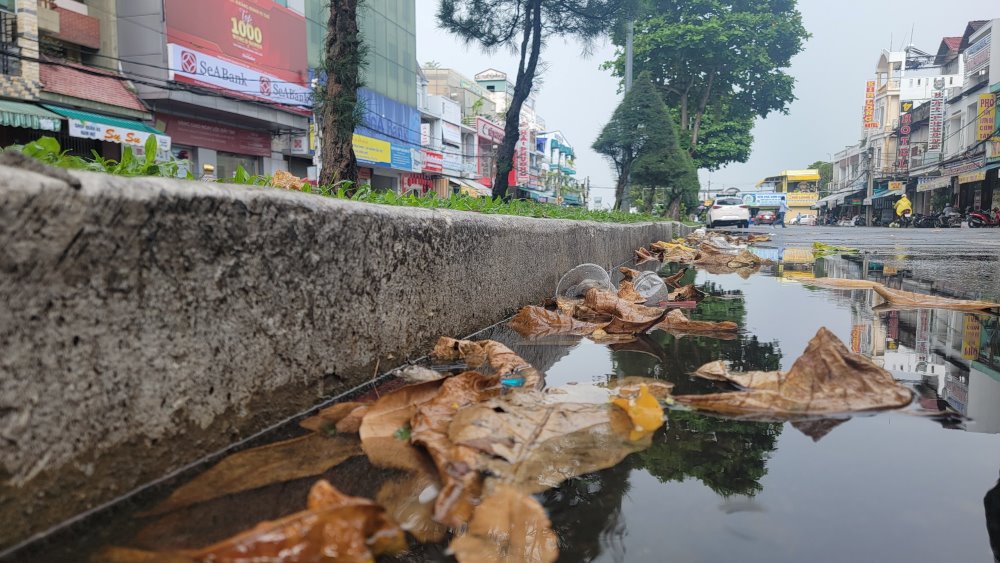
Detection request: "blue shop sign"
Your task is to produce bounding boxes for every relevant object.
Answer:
[391,145,413,171]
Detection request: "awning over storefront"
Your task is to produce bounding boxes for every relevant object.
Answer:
[0,100,63,132]
[449,178,492,198]
[44,105,170,151]
[562,192,582,206]
[518,187,555,203]
[814,189,864,208]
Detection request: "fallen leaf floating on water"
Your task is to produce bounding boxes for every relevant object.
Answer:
[375,470,448,544]
[617,280,646,303]
[654,309,738,336]
[677,327,913,416]
[618,266,642,281]
[803,278,1000,311]
[508,305,610,338]
[147,434,362,516]
[358,379,445,472]
[692,360,782,390]
[610,383,665,440]
[189,480,406,562]
[432,337,543,388]
[584,288,668,334]
[667,283,706,303]
[411,371,501,527]
[635,246,660,264]
[661,267,689,287]
[106,480,406,563]
[871,284,1000,312]
[300,401,370,433]
[449,483,558,563]
[606,376,674,400]
[448,392,650,494]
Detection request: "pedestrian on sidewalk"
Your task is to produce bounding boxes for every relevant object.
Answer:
[774,196,788,229]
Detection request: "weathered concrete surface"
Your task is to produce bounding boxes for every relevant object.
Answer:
[0,164,688,548]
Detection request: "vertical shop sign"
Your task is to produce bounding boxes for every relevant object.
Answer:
[896,106,912,169]
[863,80,878,129]
[928,79,946,151]
[516,126,530,186]
[978,94,997,141]
[963,314,982,360]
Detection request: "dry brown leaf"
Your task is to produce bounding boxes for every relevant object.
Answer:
[676,327,913,416]
[661,267,688,287]
[635,246,660,264]
[508,305,609,338]
[554,297,581,316]
[806,278,1000,311]
[375,471,448,544]
[607,376,674,400]
[270,169,305,190]
[411,371,501,527]
[359,379,444,472]
[448,392,649,494]
[804,278,883,290]
[691,360,784,390]
[588,329,638,344]
[147,434,361,516]
[300,401,370,433]
[667,284,706,302]
[584,288,667,334]
[617,280,646,303]
[618,266,642,281]
[654,309,739,336]
[335,405,370,434]
[432,337,543,388]
[449,483,558,563]
[188,480,406,562]
[871,284,1000,311]
[93,547,194,563]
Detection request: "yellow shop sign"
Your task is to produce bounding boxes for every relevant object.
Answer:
[353,134,391,164]
[786,192,818,206]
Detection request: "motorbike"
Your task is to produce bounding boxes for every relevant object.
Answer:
[934,211,964,228]
[968,208,1000,228]
[912,213,937,228]
[889,210,912,228]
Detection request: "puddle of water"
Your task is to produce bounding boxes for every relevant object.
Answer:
[11,254,1000,563]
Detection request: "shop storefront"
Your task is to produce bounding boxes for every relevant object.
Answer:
[156,114,271,179]
[43,106,170,162]
[959,170,991,211]
[0,100,63,147]
[475,117,504,188]
[350,88,422,193]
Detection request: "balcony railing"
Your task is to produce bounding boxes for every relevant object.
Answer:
[0,10,19,76]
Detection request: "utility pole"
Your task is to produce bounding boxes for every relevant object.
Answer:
[621,17,635,212]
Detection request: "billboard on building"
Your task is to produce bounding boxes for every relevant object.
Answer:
[863,80,878,129]
[965,35,991,81]
[165,0,312,108]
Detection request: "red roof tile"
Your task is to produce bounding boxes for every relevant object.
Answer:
[40,61,148,113]
[942,37,961,51]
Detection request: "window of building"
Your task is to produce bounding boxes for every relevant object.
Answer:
[216,152,260,182]
[0,8,17,76]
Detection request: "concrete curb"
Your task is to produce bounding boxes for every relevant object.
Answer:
[0,164,689,547]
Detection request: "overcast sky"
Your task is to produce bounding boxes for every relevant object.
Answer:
[415,1,993,207]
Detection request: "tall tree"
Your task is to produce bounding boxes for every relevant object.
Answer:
[593,73,667,210]
[319,0,364,188]
[594,72,699,213]
[605,0,809,171]
[439,0,632,199]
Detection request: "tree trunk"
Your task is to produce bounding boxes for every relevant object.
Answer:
[689,73,715,151]
[613,157,631,210]
[319,0,361,188]
[642,185,655,211]
[492,0,542,199]
[666,196,682,219]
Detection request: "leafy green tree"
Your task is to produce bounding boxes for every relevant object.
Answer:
[439,0,632,199]
[594,72,698,213]
[605,0,809,170]
[807,160,833,194]
[319,0,364,188]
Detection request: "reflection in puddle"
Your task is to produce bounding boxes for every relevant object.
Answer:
[16,251,1000,563]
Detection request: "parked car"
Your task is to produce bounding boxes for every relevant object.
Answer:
[706,197,750,228]
[755,210,777,225]
[790,214,817,226]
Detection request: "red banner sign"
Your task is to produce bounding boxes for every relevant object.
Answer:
[164,0,308,88]
[423,150,443,173]
[157,114,271,156]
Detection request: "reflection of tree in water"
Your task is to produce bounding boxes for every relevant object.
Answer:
[541,456,635,563]
[638,411,781,497]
